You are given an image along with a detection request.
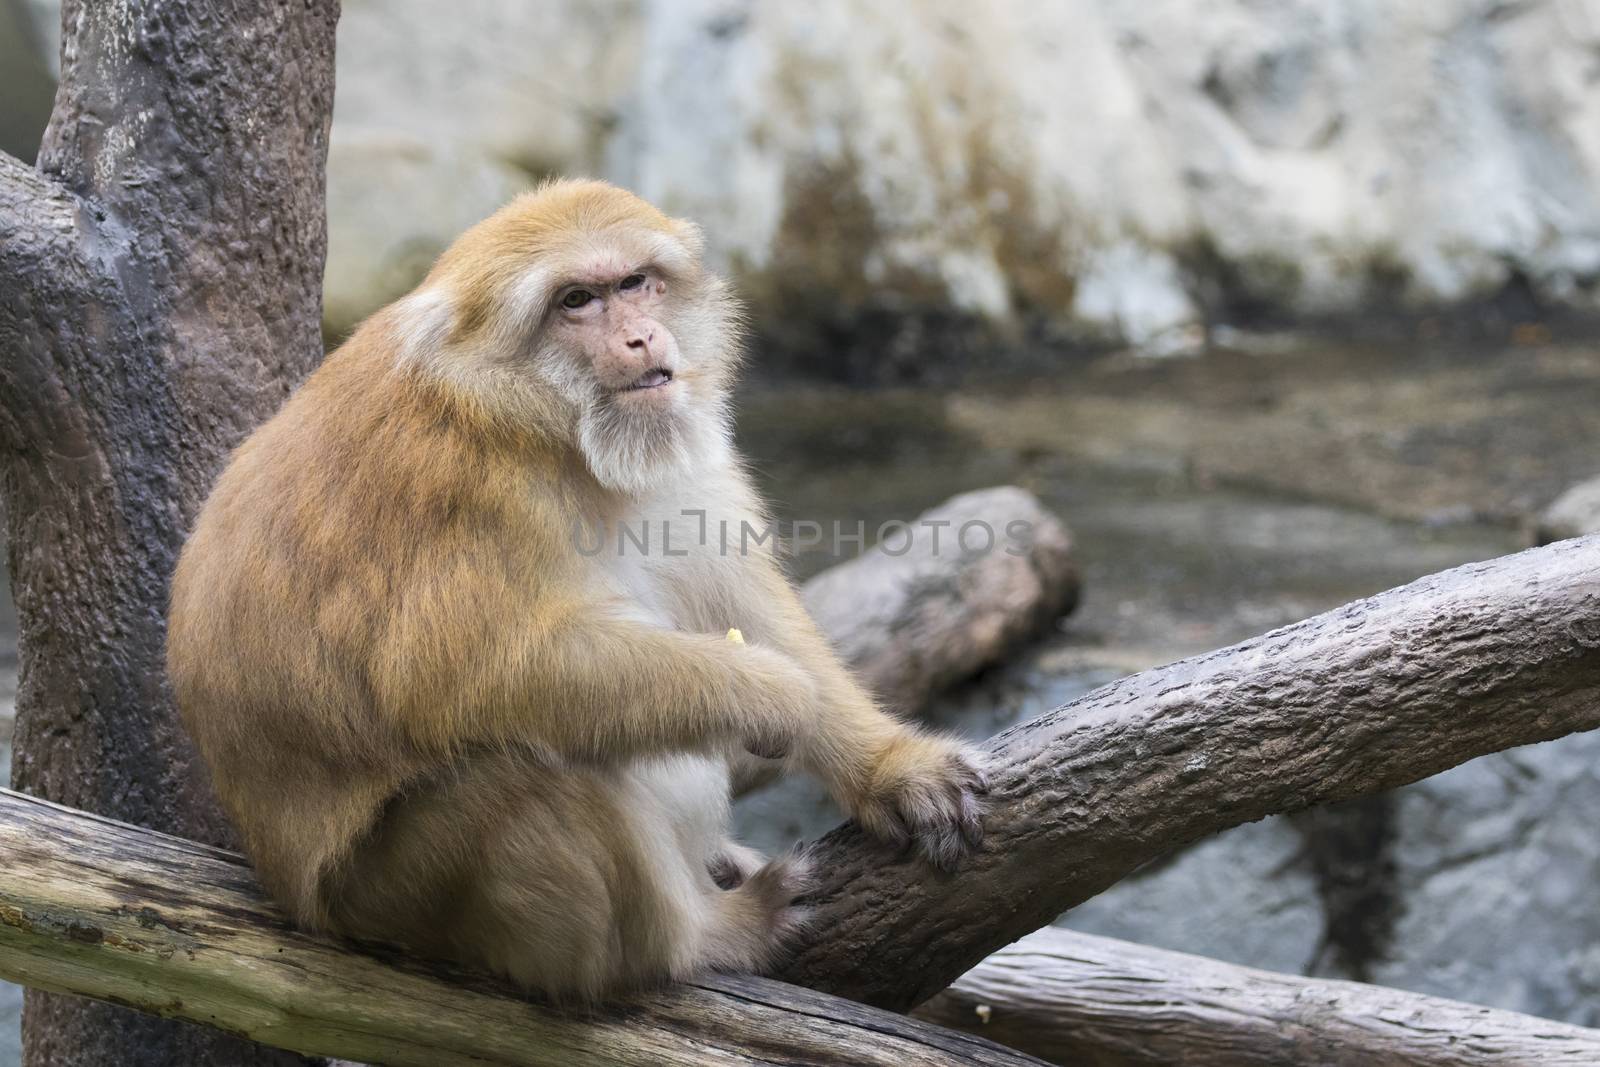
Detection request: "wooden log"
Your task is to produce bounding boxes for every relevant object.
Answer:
[803,486,1079,711]
[915,927,1600,1066]
[781,535,1600,1010]
[0,787,1042,1067]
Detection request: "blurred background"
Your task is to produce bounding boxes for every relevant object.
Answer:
[4,1,1600,1062]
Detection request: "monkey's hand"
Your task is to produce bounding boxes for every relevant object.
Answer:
[726,629,791,758]
[728,642,817,761]
[845,732,989,872]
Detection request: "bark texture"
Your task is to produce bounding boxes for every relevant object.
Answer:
[803,486,1079,711]
[0,2,338,1063]
[916,927,1600,1066]
[0,787,1043,1067]
[780,535,1600,1011]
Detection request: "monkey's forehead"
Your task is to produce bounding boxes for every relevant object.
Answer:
[497,179,686,246]
[444,226,702,297]
[435,188,702,284]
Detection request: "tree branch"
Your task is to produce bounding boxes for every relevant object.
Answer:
[0,148,110,430]
[915,927,1600,1066]
[0,150,78,256]
[782,535,1600,1010]
[0,787,1044,1067]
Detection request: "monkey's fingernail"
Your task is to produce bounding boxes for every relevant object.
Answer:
[922,827,962,872]
[959,795,984,847]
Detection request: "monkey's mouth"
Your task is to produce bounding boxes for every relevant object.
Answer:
[626,367,674,390]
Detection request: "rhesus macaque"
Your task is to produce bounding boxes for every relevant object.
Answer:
[167,180,986,1000]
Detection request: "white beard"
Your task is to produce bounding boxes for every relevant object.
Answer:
[577,389,731,497]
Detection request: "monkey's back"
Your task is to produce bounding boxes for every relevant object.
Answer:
[168,320,572,926]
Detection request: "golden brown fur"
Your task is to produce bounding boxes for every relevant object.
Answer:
[168,179,985,1000]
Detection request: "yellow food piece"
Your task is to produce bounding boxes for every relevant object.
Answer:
[725,627,745,644]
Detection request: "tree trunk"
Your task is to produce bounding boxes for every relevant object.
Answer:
[0,1,338,1063]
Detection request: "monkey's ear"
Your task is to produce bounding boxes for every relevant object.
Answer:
[390,286,457,367]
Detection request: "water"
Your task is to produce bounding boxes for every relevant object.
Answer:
[731,334,1599,850]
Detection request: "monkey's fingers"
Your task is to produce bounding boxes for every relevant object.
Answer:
[743,735,791,760]
[851,797,913,851]
[903,781,984,873]
[958,788,985,849]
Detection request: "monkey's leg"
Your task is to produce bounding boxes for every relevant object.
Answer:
[622,756,810,973]
[698,849,816,972]
[324,752,807,999]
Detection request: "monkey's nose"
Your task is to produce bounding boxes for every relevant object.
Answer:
[626,330,654,351]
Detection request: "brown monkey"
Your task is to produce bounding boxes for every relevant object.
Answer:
[167,179,986,1000]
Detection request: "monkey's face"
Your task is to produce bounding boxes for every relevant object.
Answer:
[547,266,685,415]
[529,244,738,496]
[396,181,742,495]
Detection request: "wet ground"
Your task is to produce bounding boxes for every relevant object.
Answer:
[2,333,1598,1059]
[730,333,1597,851]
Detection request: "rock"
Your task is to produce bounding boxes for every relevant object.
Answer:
[1026,730,1600,1029]
[17,0,1600,362]
[0,983,15,1067]
[346,0,1600,367]
[317,0,646,338]
[1057,815,1325,977]
[1533,476,1600,544]
[323,131,533,339]
[1370,735,1600,1026]
[802,486,1079,711]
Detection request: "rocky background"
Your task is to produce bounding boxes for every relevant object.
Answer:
[15,0,1600,366]
[5,1,1600,1064]
[328,0,1600,367]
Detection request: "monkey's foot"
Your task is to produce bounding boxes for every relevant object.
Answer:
[707,841,768,890]
[742,849,817,941]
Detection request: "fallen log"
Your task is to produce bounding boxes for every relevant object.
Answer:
[803,485,1079,711]
[915,927,1600,1067]
[0,787,1041,1067]
[781,535,1600,1010]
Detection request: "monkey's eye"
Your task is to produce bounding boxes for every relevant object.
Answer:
[561,289,595,309]
[619,273,646,292]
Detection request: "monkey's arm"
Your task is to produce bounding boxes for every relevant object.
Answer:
[400,611,820,764]
[727,564,988,869]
